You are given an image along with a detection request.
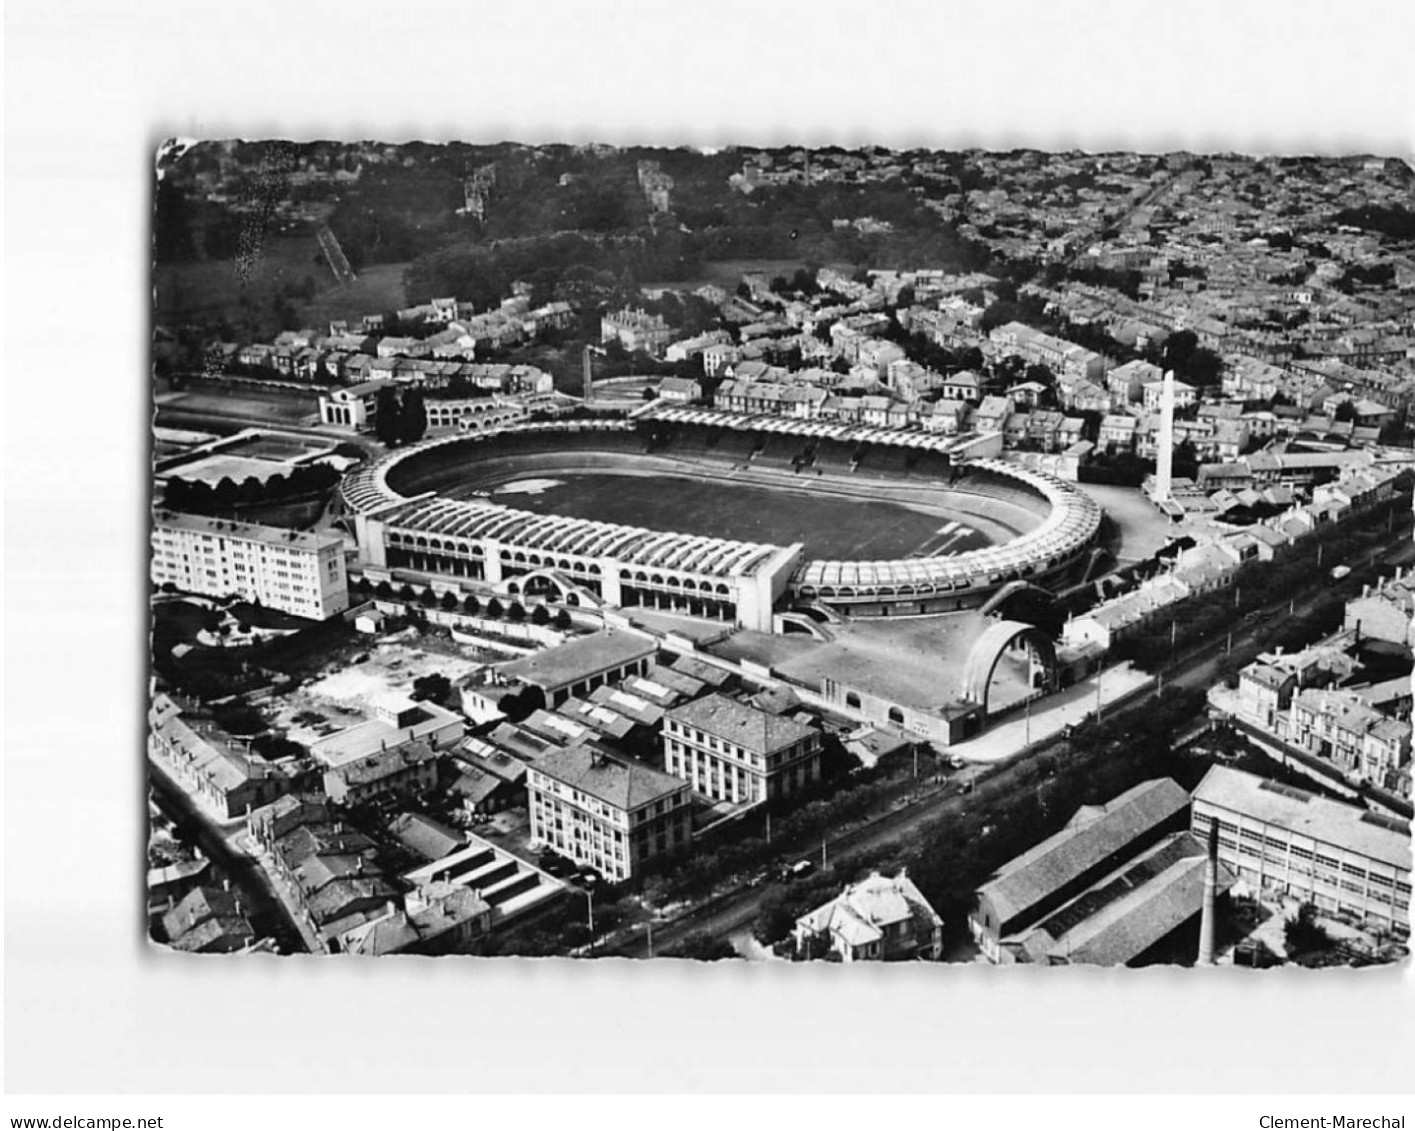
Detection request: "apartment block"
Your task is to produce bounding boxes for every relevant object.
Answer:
[527,745,693,881]
[151,510,349,620]
[663,694,822,805]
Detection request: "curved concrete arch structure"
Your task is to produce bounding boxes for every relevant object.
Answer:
[502,567,603,608]
[960,619,1059,717]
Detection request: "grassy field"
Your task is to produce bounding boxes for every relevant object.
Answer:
[154,230,408,340]
[476,470,993,560]
[154,235,325,338]
[640,258,854,292]
[154,388,320,424]
[295,262,409,329]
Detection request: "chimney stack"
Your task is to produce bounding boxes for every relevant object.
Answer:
[1197,822,1219,966]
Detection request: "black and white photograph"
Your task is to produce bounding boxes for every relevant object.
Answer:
[147,139,1413,967]
[7,0,1415,1115]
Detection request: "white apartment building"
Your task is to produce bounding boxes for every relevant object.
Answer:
[151,510,350,620]
[662,693,822,805]
[526,745,693,881]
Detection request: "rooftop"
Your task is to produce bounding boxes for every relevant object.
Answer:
[152,509,344,554]
[530,745,686,813]
[324,739,440,787]
[795,870,942,948]
[667,693,818,755]
[309,701,462,769]
[497,630,658,693]
[1014,832,1235,967]
[1193,766,1410,870]
[977,778,1191,926]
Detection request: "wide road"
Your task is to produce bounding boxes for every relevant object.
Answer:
[607,524,1415,958]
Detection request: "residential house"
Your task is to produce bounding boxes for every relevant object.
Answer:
[322,740,441,808]
[791,870,943,962]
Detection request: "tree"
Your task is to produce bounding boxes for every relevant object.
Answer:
[553,608,572,630]
[411,672,453,705]
[980,300,1020,334]
[508,602,527,622]
[753,893,798,946]
[374,581,394,600]
[1161,329,1198,377]
[1024,363,1056,388]
[1284,902,1334,956]
[673,933,738,961]
[1333,400,1357,423]
[237,476,264,507]
[462,594,481,615]
[399,386,428,444]
[496,684,544,723]
[440,590,461,611]
[486,597,504,618]
[213,476,240,512]
[374,386,402,446]
[213,702,266,736]
[531,604,551,626]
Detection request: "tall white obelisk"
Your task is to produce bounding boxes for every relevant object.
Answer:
[1154,369,1176,504]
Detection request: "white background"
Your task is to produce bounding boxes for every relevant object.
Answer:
[5,0,1414,1095]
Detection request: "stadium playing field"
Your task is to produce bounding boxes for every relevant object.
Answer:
[472,471,997,560]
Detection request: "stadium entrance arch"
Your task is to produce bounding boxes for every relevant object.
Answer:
[960,619,1058,718]
[503,568,602,609]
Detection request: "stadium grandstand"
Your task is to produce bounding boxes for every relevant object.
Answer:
[340,416,1103,626]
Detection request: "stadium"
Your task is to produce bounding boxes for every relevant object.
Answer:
[340,412,1104,633]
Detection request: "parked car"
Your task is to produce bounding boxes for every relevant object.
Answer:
[575,866,603,889]
[780,859,815,881]
[538,851,576,878]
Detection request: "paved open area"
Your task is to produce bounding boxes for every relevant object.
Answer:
[948,662,1154,761]
[713,611,992,708]
[267,633,488,746]
[1075,481,1175,563]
